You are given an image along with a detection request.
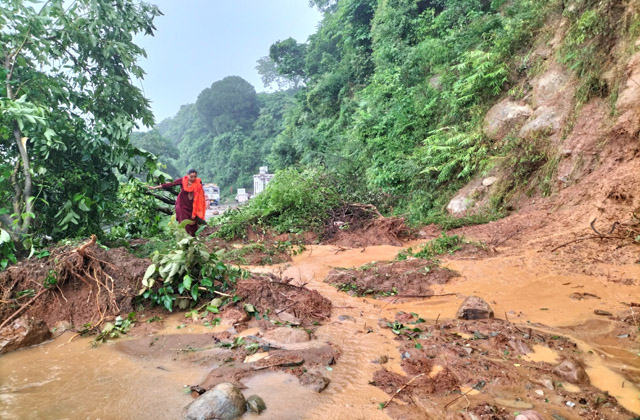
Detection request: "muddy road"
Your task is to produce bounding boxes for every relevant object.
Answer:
[1,237,638,420]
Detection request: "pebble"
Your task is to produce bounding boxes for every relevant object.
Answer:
[535,389,544,396]
[594,309,612,316]
[566,401,576,408]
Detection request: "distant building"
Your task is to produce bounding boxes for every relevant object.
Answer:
[235,188,249,203]
[253,166,274,196]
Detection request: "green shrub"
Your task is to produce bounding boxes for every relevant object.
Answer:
[214,167,340,239]
[137,225,245,311]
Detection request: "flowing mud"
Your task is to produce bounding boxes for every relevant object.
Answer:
[0,242,639,419]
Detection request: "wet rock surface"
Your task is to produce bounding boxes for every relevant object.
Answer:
[246,395,266,414]
[299,372,331,393]
[0,316,51,354]
[456,296,494,320]
[553,359,590,384]
[183,382,246,420]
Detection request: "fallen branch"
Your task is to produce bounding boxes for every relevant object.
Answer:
[382,373,426,408]
[550,235,629,252]
[0,287,49,330]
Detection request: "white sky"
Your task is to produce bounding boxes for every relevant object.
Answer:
[135,1,322,123]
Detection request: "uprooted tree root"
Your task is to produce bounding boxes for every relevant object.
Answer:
[0,236,140,331]
[323,203,412,247]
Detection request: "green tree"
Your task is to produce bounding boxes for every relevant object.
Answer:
[0,0,162,241]
[269,38,308,81]
[195,76,260,136]
[130,130,180,177]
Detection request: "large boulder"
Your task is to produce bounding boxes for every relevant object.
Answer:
[0,316,51,354]
[446,195,475,216]
[552,359,590,384]
[183,382,246,420]
[483,99,532,141]
[518,105,564,139]
[456,296,494,320]
[532,67,571,106]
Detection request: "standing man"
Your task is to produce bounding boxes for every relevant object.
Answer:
[148,169,206,236]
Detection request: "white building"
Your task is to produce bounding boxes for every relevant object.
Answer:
[235,188,249,203]
[253,166,275,195]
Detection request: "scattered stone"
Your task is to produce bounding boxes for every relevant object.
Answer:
[183,382,246,420]
[566,401,576,408]
[221,308,249,325]
[593,309,612,316]
[481,176,499,187]
[244,352,270,364]
[371,355,388,364]
[0,316,51,354]
[276,312,301,325]
[533,376,554,390]
[534,389,544,396]
[337,314,355,322]
[483,99,533,141]
[456,296,494,320]
[401,351,411,359]
[514,410,545,420]
[299,372,330,393]
[262,327,310,344]
[246,395,266,414]
[190,385,206,398]
[553,359,590,384]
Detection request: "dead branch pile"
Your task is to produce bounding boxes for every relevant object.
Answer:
[550,208,640,252]
[235,273,331,326]
[323,203,409,242]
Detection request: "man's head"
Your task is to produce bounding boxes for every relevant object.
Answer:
[187,169,197,183]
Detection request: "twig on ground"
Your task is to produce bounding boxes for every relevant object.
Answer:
[382,373,426,408]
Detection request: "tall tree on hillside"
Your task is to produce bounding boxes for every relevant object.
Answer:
[195,76,260,136]
[0,0,162,241]
[269,38,308,82]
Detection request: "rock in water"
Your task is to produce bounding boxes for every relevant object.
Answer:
[0,316,51,354]
[456,296,494,320]
[299,372,331,393]
[183,382,246,420]
[246,395,267,414]
[552,359,590,384]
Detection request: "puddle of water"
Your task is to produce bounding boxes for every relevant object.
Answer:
[0,332,199,420]
[522,344,561,364]
[240,371,322,420]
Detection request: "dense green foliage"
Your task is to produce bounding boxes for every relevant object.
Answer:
[152,0,565,227]
[213,167,341,239]
[0,0,162,246]
[138,225,244,311]
[154,87,295,194]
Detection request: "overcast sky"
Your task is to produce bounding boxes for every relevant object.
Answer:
[135,1,322,123]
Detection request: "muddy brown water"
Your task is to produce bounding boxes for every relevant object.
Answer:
[1,244,639,419]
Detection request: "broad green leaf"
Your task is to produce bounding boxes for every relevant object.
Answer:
[0,229,10,245]
[142,264,156,282]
